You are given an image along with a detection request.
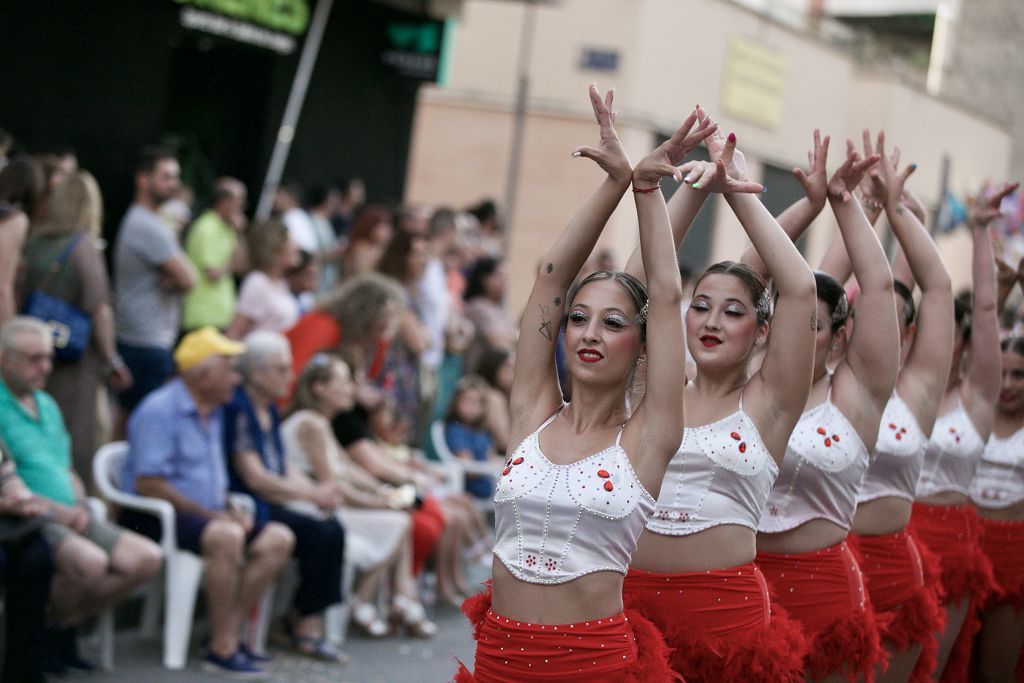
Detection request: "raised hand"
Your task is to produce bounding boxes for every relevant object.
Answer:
[857,130,892,209]
[793,129,830,207]
[875,131,916,209]
[828,142,880,203]
[968,182,1020,230]
[677,135,765,194]
[571,84,632,183]
[632,108,717,187]
[701,112,752,184]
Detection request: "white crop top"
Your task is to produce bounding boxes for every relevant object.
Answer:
[492,411,656,584]
[758,389,868,533]
[647,397,778,536]
[915,398,986,498]
[969,426,1024,508]
[858,393,927,504]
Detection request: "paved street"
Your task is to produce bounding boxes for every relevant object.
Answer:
[81,601,475,683]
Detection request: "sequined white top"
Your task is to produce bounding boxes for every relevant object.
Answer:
[647,396,778,536]
[758,388,868,533]
[969,426,1024,508]
[915,398,986,498]
[858,393,927,504]
[492,410,656,584]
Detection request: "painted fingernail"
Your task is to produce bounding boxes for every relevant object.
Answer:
[692,183,701,189]
[910,163,917,170]
[761,185,768,193]
[684,177,693,183]
[571,151,581,158]
[728,133,736,142]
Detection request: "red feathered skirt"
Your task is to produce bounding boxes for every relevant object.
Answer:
[977,516,1024,611]
[908,502,997,682]
[756,541,884,682]
[849,530,946,683]
[621,563,807,683]
[452,588,681,682]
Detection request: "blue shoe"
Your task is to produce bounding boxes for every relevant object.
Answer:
[238,642,273,665]
[203,649,269,679]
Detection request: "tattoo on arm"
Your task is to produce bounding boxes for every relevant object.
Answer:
[538,303,553,341]
[546,263,554,274]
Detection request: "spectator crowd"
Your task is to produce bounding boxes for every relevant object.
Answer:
[0,129,520,680]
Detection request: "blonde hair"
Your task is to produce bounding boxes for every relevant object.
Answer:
[289,353,346,415]
[36,170,103,238]
[317,272,406,346]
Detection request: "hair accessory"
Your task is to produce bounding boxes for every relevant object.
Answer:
[638,301,650,324]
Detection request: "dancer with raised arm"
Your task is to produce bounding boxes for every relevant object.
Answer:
[621,124,816,683]
[908,181,1016,681]
[848,134,954,683]
[754,143,900,682]
[454,86,709,682]
[971,334,1024,682]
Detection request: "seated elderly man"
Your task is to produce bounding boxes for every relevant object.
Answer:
[118,327,294,678]
[226,331,346,662]
[0,317,162,670]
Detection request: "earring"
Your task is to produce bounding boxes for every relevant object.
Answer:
[830,344,838,352]
[636,356,646,366]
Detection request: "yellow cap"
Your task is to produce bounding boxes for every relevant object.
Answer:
[173,327,245,372]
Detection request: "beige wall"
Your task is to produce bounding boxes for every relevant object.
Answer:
[405,0,1012,316]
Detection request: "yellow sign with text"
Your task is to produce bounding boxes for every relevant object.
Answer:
[721,38,788,130]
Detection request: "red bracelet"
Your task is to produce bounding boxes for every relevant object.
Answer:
[632,184,660,194]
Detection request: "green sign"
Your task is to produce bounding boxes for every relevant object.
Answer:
[176,0,310,35]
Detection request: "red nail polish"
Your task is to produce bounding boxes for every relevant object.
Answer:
[727,133,736,142]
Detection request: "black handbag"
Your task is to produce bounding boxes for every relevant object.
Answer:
[22,234,92,361]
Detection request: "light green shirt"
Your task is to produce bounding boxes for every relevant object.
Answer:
[0,380,75,505]
[183,209,238,330]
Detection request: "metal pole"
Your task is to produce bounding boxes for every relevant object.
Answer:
[255,0,335,220]
[501,2,537,255]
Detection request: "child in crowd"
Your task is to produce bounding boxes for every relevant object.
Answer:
[444,376,502,499]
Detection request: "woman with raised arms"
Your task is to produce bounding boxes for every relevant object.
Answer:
[455,86,711,682]
[752,141,901,682]
[623,123,817,683]
[844,134,954,683]
[907,181,1016,681]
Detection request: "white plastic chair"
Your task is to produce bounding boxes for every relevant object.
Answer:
[92,441,270,669]
[429,420,501,512]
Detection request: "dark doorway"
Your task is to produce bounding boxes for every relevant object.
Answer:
[161,36,275,205]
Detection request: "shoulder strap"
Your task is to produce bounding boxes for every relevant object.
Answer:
[35,233,85,293]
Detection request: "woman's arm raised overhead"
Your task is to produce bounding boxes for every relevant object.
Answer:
[827,143,900,408]
[742,130,830,277]
[964,182,1020,425]
[685,132,817,433]
[509,85,634,432]
[509,88,713,436]
[878,140,954,432]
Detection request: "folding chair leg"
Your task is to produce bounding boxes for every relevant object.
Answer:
[164,553,204,670]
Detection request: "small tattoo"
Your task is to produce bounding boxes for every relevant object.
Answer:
[553,296,561,306]
[895,206,905,214]
[538,303,553,341]
[546,263,553,273]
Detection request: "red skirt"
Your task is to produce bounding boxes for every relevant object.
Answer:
[622,563,807,683]
[909,503,997,682]
[453,588,681,682]
[977,516,1024,611]
[756,541,884,682]
[849,530,946,683]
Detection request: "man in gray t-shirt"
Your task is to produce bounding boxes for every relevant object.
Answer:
[114,146,195,412]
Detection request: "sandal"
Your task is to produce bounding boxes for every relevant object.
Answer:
[350,598,389,638]
[390,594,438,638]
[291,633,349,664]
